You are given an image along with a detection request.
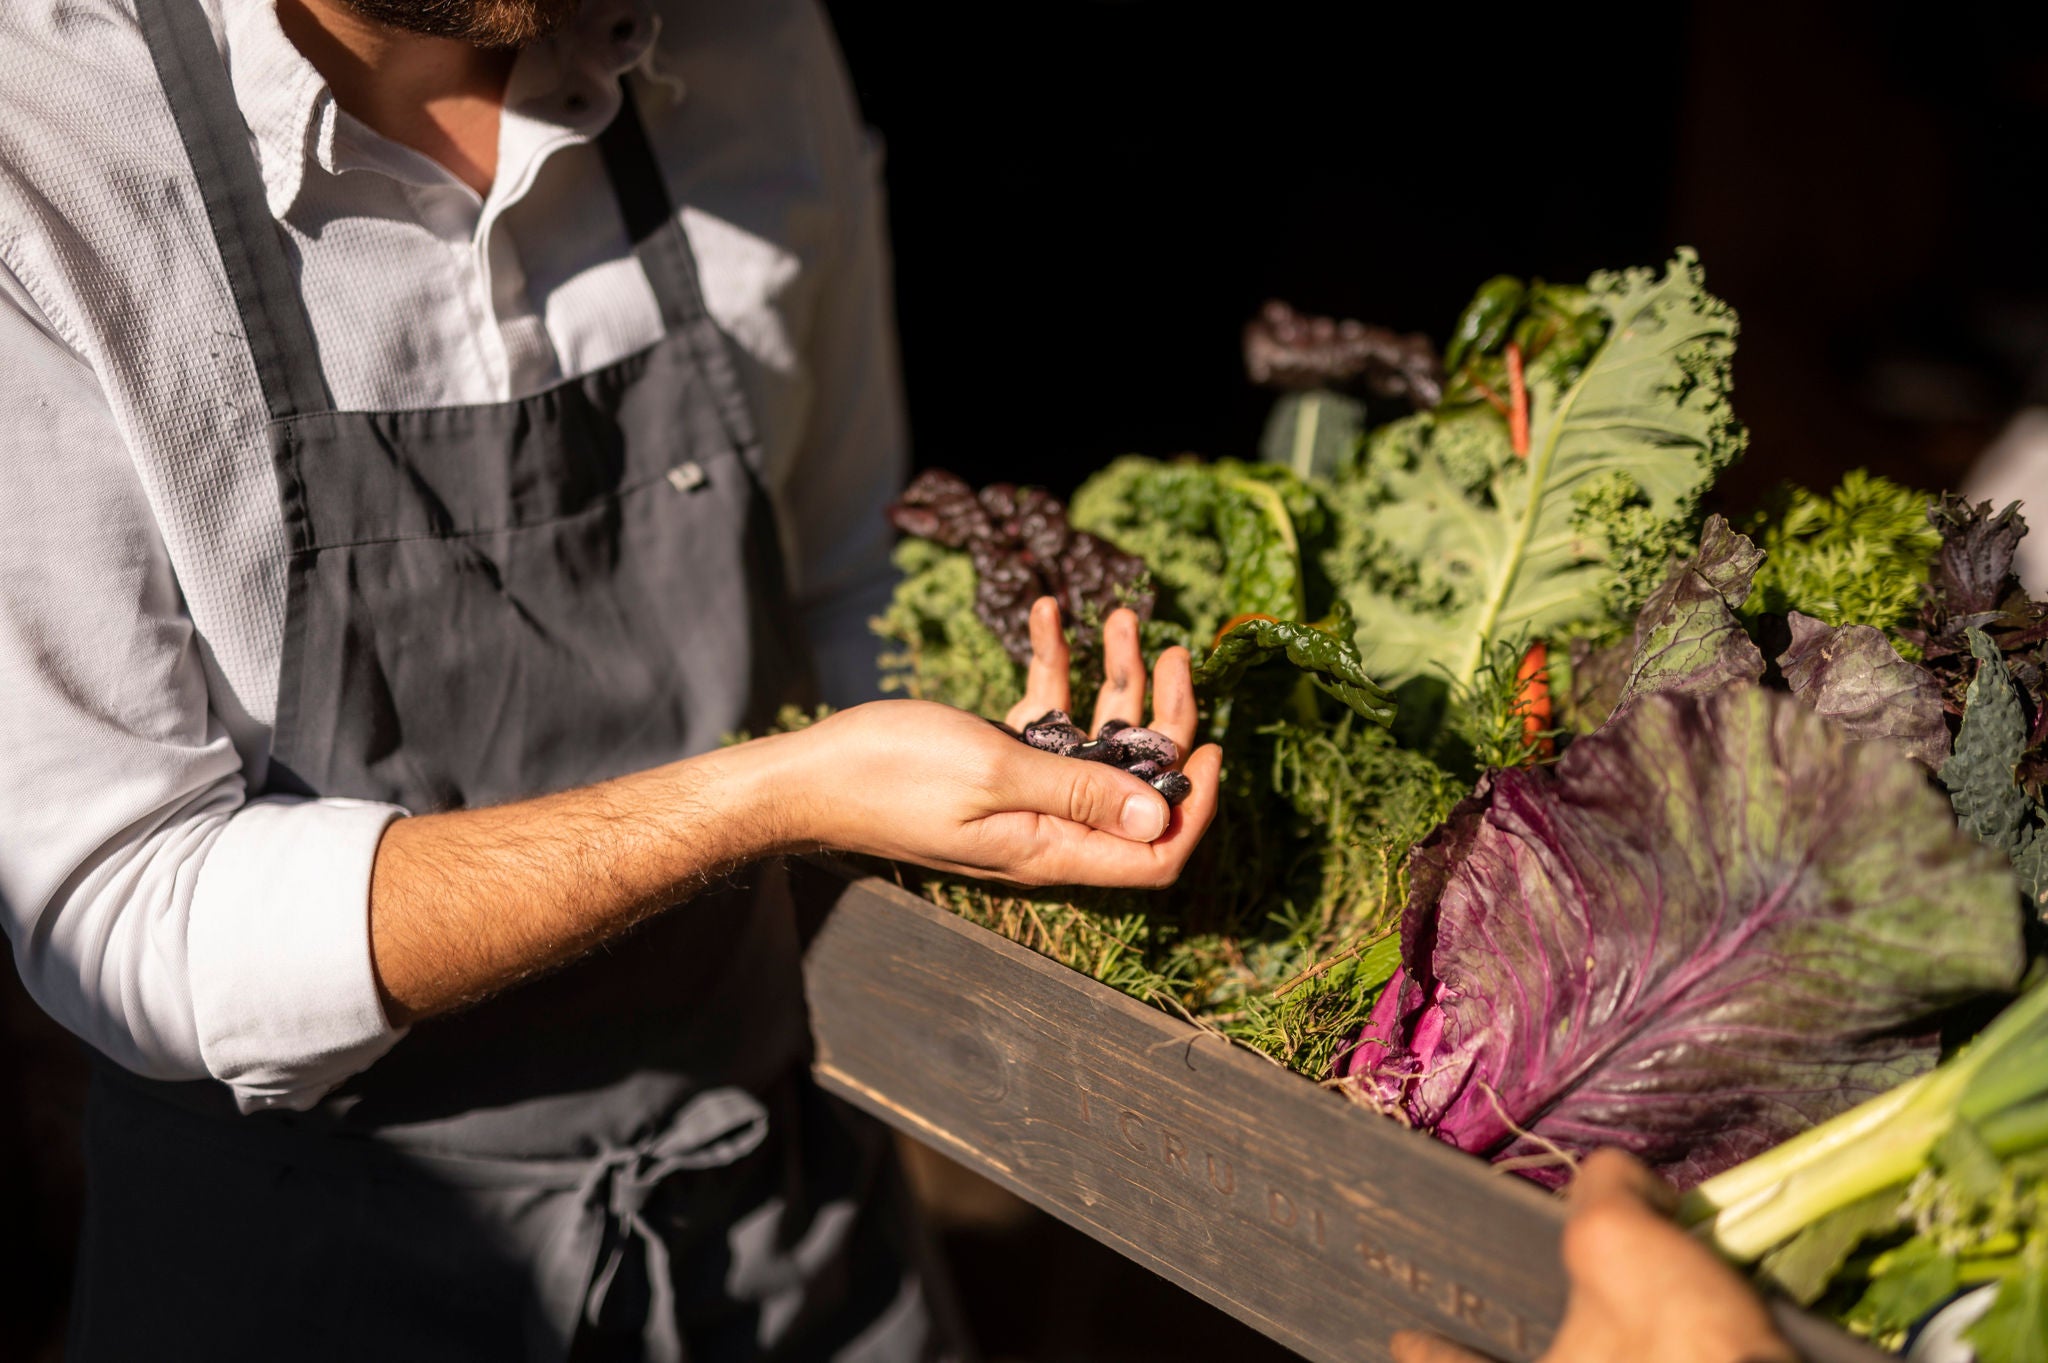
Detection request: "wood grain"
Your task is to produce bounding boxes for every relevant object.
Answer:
[793,860,1892,1363]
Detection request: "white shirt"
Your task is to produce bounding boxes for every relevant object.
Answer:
[0,0,904,1111]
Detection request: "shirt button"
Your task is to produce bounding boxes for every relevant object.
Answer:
[667,462,708,493]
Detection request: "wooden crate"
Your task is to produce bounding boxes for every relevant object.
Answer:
[792,859,1893,1363]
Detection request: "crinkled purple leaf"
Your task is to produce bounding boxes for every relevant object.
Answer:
[1615,515,1765,708]
[1342,686,2023,1190]
[1777,611,1949,771]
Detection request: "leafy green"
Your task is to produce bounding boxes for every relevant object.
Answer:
[1846,1239,1963,1339]
[1778,612,1950,770]
[1971,1247,2048,1363]
[1615,514,1765,707]
[1350,685,2023,1190]
[1335,251,1746,690]
[1688,972,2048,1266]
[1689,977,2048,1361]
[1192,606,1396,724]
[873,539,1026,717]
[1744,471,1943,641]
[1945,628,2048,910]
[1069,456,1325,642]
[1754,1188,1903,1304]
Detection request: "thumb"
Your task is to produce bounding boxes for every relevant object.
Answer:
[999,745,1171,843]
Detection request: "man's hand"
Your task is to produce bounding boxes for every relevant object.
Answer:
[369,596,1221,1023]
[780,599,1220,888]
[1390,1150,1798,1363]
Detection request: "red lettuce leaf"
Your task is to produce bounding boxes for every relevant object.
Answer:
[1340,686,2023,1190]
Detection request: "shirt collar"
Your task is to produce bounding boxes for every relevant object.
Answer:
[221,0,664,221]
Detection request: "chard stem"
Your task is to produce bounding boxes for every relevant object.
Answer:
[1681,1072,1933,1226]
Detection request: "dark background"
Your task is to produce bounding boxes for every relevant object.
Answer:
[8,4,2048,1359]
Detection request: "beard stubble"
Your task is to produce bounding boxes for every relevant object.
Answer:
[335,0,586,49]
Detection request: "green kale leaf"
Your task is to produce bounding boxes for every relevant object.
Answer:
[1070,456,1324,642]
[1332,251,1746,691]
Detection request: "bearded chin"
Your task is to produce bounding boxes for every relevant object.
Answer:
[337,0,585,48]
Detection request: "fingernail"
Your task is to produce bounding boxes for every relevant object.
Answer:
[1120,793,1166,842]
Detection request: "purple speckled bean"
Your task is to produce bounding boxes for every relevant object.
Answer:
[1006,711,1189,809]
[1150,772,1193,806]
[1021,710,1087,756]
[1099,725,1177,769]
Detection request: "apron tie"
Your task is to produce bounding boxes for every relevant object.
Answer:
[541,1087,773,1363]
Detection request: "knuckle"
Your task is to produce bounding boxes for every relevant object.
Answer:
[1063,768,1107,825]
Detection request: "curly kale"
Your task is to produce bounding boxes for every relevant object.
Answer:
[1744,471,1943,641]
[873,539,1024,717]
[1068,456,1332,646]
[1333,253,1746,690]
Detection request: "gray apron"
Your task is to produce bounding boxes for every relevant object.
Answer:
[66,6,939,1361]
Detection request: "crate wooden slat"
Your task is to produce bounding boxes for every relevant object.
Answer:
[792,860,1891,1363]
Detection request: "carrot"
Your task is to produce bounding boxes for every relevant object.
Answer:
[1514,640,1554,759]
[1505,341,1530,458]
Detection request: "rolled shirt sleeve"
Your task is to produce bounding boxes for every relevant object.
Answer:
[0,270,407,1113]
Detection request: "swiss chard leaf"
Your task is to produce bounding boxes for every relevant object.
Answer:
[1945,627,2048,911]
[1339,252,1746,690]
[1615,514,1765,707]
[1343,685,2024,1191]
[1194,607,1395,725]
[1778,612,1950,771]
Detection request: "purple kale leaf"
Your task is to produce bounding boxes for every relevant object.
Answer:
[1243,301,1443,407]
[1907,497,2048,744]
[1614,514,1766,709]
[1339,686,2023,1191]
[1778,611,1949,770]
[887,470,1154,664]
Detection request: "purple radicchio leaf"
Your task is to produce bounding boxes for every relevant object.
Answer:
[1777,611,1950,771]
[1339,685,2023,1191]
[1614,515,1765,710]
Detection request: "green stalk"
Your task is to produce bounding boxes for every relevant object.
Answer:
[1679,1073,1932,1223]
[1686,979,2048,1263]
[1980,1096,2048,1159]
[1291,395,1323,482]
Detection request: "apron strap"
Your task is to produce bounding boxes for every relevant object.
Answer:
[134,0,333,421]
[596,86,764,460]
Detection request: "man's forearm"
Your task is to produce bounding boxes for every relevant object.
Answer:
[367,734,804,1026]
[365,645,1222,1029]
